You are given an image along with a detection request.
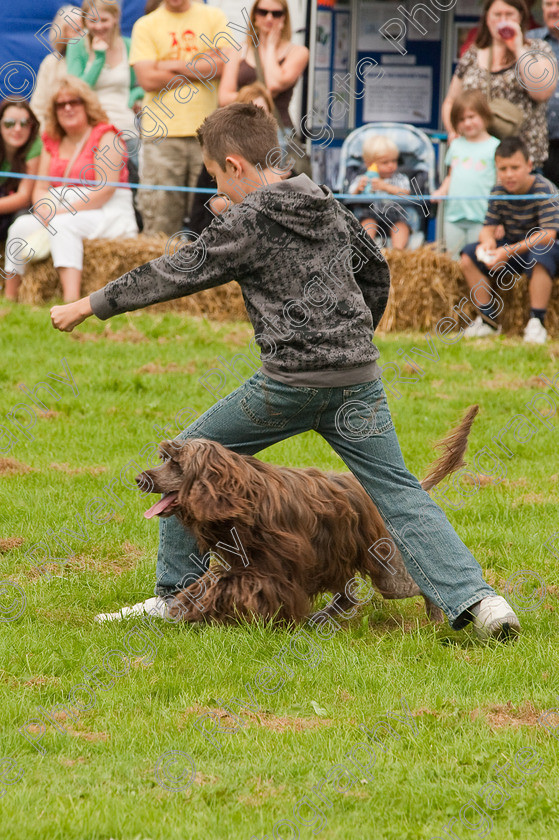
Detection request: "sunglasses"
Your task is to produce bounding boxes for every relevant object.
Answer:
[2,118,31,129]
[255,8,285,17]
[55,98,84,111]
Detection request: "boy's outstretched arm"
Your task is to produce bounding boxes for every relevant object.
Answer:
[51,297,93,332]
[51,214,252,332]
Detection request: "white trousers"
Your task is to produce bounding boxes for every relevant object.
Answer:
[5,188,138,275]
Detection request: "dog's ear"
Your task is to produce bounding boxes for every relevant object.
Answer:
[159,439,185,465]
[188,479,255,522]
[177,441,256,523]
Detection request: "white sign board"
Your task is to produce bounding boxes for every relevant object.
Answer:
[363,65,432,123]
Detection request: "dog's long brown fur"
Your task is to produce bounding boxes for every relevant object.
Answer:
[137,405,479,627]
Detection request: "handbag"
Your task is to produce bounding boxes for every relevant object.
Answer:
[252,49,313,178]
[485,45,525,139]
[20,226,51,263]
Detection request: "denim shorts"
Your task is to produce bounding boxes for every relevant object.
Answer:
[462,237,559,280]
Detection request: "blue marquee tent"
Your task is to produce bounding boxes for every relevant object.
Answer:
[0,0,147,99]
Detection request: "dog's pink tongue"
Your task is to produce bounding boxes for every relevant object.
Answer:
[144,492,179,519]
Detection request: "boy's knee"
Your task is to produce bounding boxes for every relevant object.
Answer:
[529,256,555,281]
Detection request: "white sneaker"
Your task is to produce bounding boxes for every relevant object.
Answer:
[463,315,500,339]
[470,595,521,642]
[94,595,170,623]
[523,317,547,344]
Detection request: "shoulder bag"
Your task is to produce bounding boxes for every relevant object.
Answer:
[485,44,525,139]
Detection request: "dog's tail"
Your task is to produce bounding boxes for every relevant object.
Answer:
[420,405,479,492]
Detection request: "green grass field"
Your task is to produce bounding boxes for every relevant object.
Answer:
[1,302,558,840]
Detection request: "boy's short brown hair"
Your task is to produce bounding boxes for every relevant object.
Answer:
[450,90,492,132]
[196,103,279,171]
[495,136,530,161]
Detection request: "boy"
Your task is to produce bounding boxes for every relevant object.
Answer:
[460,136,559,344]
[51,103,519,641]
[348,135,420,251]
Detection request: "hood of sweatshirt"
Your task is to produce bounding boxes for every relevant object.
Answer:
[240,174,341,241]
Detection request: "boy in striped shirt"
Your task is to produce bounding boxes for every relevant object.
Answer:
[460,136,559,344]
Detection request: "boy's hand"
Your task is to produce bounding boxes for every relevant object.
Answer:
[483,246,507,269]
[51,297,93,332]
[478,235,497,252]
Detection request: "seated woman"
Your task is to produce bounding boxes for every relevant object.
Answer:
[0,99,41,242]
[5,77,138,302]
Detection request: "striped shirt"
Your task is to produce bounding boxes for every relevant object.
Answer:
[484,174,559,242]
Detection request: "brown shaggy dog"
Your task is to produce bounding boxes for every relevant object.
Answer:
[136,406,479,627]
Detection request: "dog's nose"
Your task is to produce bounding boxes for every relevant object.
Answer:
[135,472,152,492]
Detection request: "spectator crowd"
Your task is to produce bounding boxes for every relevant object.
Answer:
[2,0,559,342]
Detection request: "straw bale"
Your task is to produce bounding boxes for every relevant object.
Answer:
[3,238,558,335]
[379,245,559,337]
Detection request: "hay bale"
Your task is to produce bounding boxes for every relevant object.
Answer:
[17,235,249,322]
[379,245,559,337]
[379,245,471,333]
[6,238,559,335]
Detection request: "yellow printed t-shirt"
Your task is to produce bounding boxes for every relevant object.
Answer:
[130,2,229,138]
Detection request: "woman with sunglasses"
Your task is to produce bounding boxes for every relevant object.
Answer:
[4,77,137,302]
[218,0,308,130]
[0,99,41,242]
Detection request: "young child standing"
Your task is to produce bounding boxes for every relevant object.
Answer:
[460,136,559,344]
[348,135,420,251]
[433,91,500,260]
[51,103,520,642]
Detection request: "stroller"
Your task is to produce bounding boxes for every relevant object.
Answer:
[335,122,438,249]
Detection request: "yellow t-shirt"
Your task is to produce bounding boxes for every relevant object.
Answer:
[130,2,229,139]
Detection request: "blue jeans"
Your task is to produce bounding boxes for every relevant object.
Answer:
[154,372,495,628]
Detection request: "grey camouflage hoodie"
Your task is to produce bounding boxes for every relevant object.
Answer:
[89,174,391,387]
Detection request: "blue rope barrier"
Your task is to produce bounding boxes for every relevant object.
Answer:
[0,169,217,193]
[2,169,558,202]
[333,192,559,202]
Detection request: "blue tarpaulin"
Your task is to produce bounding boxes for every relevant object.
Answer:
[0,0,147,101]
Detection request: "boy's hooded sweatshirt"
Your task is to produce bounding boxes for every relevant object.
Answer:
[90,174,391,387]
